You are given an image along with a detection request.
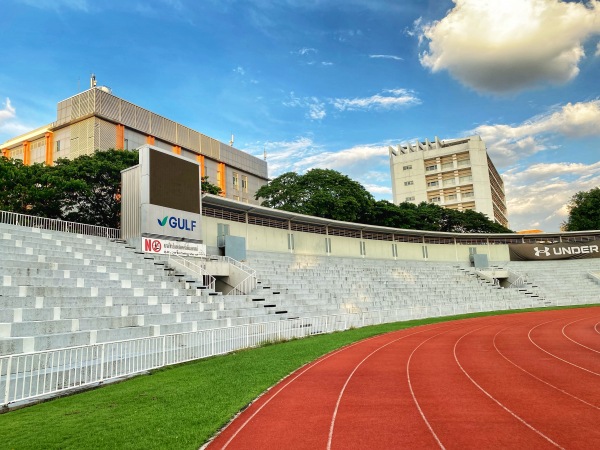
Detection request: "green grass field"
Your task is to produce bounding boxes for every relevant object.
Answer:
[0,306,594,450]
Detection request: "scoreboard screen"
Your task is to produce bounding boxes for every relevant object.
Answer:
[148,148,200,214]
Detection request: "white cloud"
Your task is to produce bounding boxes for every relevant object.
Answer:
[471,100,600,168]
[245,138,394,199]
[332,89,420,111]
[503,161,600,231]
[284,92,326,121]
[250,137,318,176]
[419,0,600,93]
[0,98,16,124]
[596,42,600,56]
[233,66,246,75]
[295,47,317,56]
[0,98,29,139]
[369,54,403,61]
[291,144,389,172]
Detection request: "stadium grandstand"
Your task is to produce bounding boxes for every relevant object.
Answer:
[2,193,600,409]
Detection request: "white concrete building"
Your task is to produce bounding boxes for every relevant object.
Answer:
[389,135,508,227]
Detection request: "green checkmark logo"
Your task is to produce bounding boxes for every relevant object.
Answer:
[158,216,168,226]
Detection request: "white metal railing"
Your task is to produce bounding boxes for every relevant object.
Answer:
[589,272,600,285]
[221,256,257,295]
[166,254,216,291]
[0,210,120,239]
[1,296,576,408]
[509,276,529,289]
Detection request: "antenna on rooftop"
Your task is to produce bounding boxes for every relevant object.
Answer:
[229,133,234,147]
[263,146,267,161]
[90,73,97,89]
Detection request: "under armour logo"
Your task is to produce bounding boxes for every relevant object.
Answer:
[534,246,550,257]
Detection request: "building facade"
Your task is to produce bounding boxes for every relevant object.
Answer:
[0,86,268,204]
[389,135,508,227]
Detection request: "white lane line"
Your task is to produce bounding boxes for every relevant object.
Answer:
[216,337,372,449]
[217,331,416,450]
[595,322,600,335]
[406,329,452,450]
[493,326,600,411]
[327,325,449,450]
[562,316,600,354]
[528,320,600,377]
[455,326,564,449]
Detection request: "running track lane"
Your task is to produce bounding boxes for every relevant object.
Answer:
[205,307,600,449]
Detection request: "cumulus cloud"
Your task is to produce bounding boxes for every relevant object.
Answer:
[418,0,600,93]
[471,100,600,168]
[503,161,600,230]
[332,89,420,111]
[596,42,600,56]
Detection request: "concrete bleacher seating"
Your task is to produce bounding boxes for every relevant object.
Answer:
[245,251,541,318]
[0,224,291,356]
[2,221,599,360]
[503,259,600,305]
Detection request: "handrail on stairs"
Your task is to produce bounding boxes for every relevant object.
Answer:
[166,254,216,291]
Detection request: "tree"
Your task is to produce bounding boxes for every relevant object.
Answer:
[52,149,140,228]
[201,176,222,195]
[255,168,512,233]
[0,158,64,217]
[1,150,223,229]
[563,187,600,231]
[256,169,375,223]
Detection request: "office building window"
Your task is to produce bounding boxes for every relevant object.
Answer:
[404,180,414,186]
[426,164,437,171]
[403,165,412,170]
[406,196,415,201]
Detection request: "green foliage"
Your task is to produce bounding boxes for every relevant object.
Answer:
[201,176,222,195]
[53,149,140,228]
[563,187,600,231]
[257,169,512,233]
[256,169,375,223]
[0,151,222,229]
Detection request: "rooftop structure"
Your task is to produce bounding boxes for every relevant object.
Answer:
[389,135,508,227]
[1,81,268,205]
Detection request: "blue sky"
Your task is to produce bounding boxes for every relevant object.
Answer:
[1,0,599,232]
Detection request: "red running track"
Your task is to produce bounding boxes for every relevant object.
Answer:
[206,307,600,449]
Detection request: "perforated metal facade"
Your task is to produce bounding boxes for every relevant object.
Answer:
[1,87,269,205]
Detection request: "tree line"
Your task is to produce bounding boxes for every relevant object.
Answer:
[0,150,220,229]
[255,169,513,233]
[2,153,596,233]
[256,169,600,233]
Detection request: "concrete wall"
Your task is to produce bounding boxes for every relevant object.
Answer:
[202,215,511,263]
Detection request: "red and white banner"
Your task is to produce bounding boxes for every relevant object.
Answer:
[142,237,206,257]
